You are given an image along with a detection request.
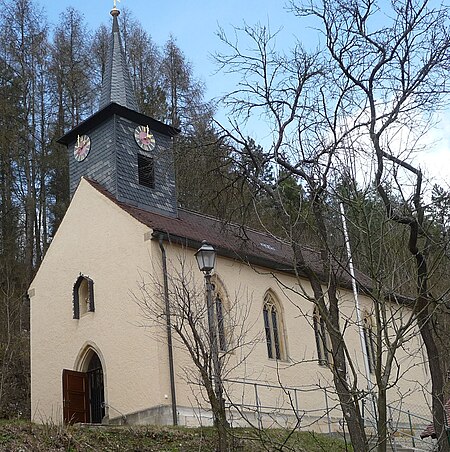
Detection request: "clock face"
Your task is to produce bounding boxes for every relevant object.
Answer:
[74,135,91,162]
[134,125,156,151]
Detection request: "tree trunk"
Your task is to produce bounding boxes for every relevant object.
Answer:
[333,375,369,452]
[216,410,229,452]
[377,388,387,452]
[295,259,369,449]
[418,313,449,452]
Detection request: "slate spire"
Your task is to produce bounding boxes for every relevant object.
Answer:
[99,5,139,111]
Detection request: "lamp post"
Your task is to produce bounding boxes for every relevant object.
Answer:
[195,241,224,426]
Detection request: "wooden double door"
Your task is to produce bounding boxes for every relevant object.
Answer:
[62,353,105,424]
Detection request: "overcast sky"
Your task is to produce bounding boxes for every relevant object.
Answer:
[41,0,450,186]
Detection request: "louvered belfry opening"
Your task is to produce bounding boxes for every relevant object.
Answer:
[138,154,155,189]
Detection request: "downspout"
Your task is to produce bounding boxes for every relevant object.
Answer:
[158,236,178,426]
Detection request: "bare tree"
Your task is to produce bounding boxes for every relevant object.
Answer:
[215,22,372,450]
[215,0,450,450]
[290,0,450,449]
[135,250,257,452]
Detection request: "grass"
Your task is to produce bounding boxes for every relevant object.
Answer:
[0,419,353,451]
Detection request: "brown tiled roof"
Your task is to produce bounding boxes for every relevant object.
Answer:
[86,178,371,291]
[420,400,450,439]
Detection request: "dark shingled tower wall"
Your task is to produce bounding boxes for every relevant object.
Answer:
[61,5,178,217]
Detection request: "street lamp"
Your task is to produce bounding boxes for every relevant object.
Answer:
[195,241,224,426]
[195,241,216,274]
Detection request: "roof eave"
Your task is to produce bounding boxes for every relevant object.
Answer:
[57,102,180,146]
[151,230,294,275]
[151,231,395,300]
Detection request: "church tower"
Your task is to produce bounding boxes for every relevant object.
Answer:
[58,5,179,217]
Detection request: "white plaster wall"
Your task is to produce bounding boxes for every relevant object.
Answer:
[30,178,431,426]
[30,178,167,423]
[159,243,431,423]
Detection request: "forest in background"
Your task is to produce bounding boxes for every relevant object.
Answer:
[0,0,245,418]
[1,3,450,450]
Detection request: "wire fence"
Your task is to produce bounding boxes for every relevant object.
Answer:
[363,401,436,451]
[224,379,341,432]
[223,378,437,451]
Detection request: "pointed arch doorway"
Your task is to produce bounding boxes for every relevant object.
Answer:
[63,349,105,424]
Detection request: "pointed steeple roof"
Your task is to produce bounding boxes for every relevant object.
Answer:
[99,6,139,111]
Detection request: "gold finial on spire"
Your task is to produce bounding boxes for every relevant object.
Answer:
[111,0,120,16]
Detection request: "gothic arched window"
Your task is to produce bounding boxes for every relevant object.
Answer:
[313,306,332,366]
[263,292,286,360]
[215,292,226,352]
[363,313,377,374]
[211,278,228,353]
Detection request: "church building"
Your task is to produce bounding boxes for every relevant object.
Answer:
[29,4,430,432]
